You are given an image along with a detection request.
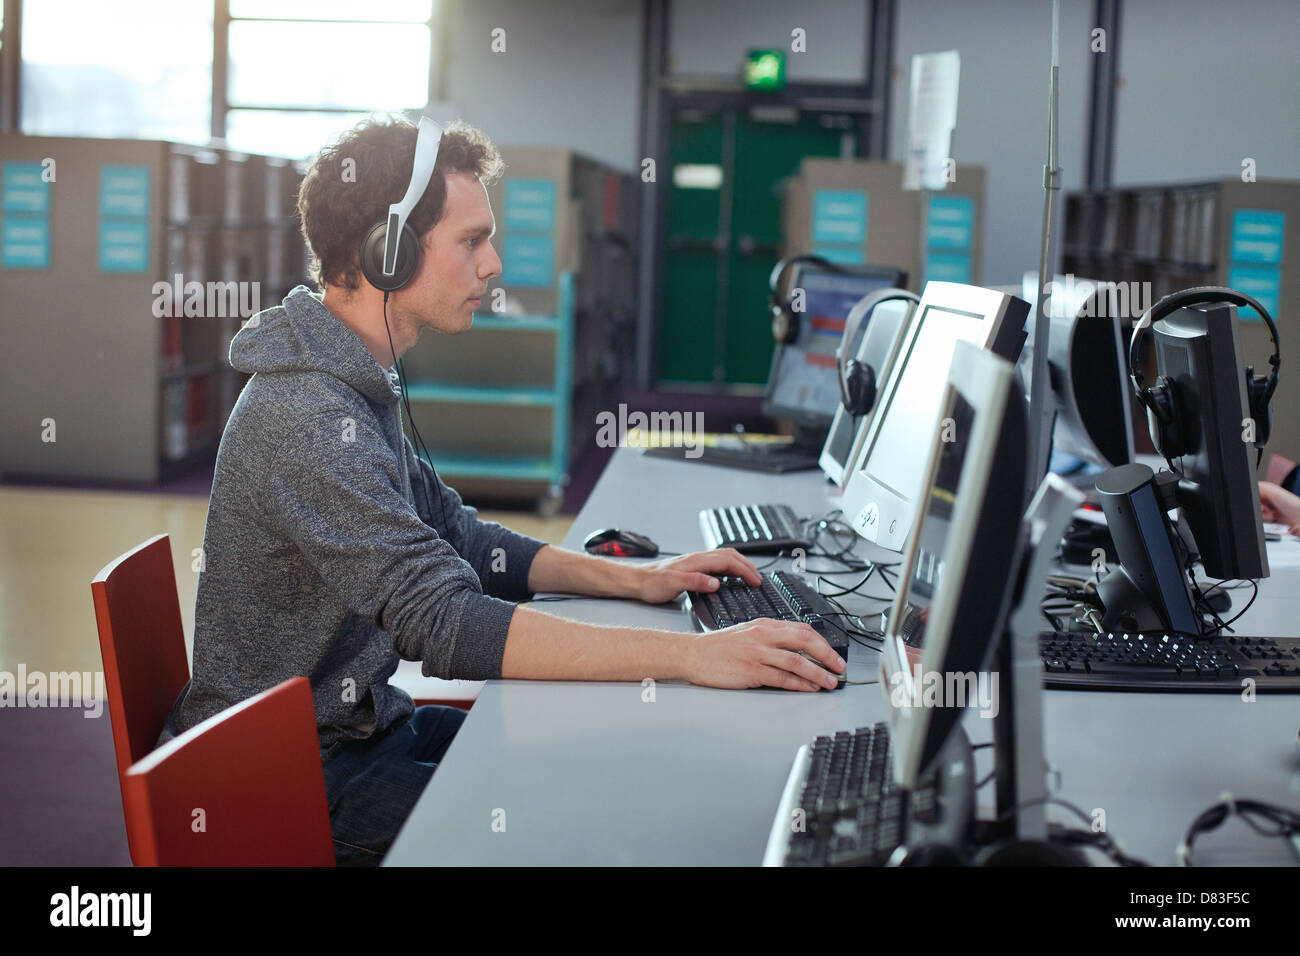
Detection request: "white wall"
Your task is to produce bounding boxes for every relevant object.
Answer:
[1112,0,1300,184]
[891,0,1093,287]
[442,0,875,170]
[669,0,869,82]
[442,0,644,170]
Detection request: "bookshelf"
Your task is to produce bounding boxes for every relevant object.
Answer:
[0,134,309,484]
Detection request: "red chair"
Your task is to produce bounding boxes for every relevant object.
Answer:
[122,677,335,866]
[90,534,191,804]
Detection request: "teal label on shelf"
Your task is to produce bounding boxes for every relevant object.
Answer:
[2,162,52,213]
[925,253,972,284]
[1226,265,1281,322]
[812,244,865,265]
[502,234,554,287]
[100,165,152,218]
[99,220,150,273]
[1230,209,1285,265]
[504,178,557,231]
[2,215,51,268]
[927,195,974,248]
[811,189,867,245]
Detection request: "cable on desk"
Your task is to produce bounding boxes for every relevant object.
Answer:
[1177,792,1300,866]
[990,793,1150,867]
[1208,580,1259,634]
[816,566,878,599]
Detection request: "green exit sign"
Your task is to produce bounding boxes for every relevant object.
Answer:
[744,49,786,92]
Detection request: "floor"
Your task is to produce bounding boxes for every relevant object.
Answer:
[0,481,574,865]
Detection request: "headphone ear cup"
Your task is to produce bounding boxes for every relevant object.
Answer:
[842,360,876,417]
[1247,374,1273,447]
[1144,378,1186,459]
[360,221,420,292]
[772,305,798,344]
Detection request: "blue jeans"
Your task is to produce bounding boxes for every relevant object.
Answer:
[320,705,467,866]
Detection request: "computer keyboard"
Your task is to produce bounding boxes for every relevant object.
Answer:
[684,570,851,687]
[763,723,975,866]
[699,503,811,554]
[644,443,821,474]
[1039,631,1300,691]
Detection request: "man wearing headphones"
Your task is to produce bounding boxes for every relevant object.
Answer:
[157,116,844,865]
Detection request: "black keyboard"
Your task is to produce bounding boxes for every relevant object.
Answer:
[645,443,821,474]
[1040,631,1300,691]
[763,724,975,867]
[699,503,811,554]
[684,571,850,687]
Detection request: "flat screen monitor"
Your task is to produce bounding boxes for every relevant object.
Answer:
[818,296,914,486]
[1153,301,1269,581]
[842,281,1028,552]
[762,263,907,431]
[881,340,1029,789]
[1017,273,1136,474]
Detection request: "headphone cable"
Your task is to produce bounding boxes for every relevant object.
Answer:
[383,291,447,531]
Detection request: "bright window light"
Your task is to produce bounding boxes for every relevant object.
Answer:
[228,20,429,110]
[21,0,212,143]
[225,109,380,159]
[229,0,432,21]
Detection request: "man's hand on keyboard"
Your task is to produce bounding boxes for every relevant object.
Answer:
[683,619,846,692]
[635,548,761,604]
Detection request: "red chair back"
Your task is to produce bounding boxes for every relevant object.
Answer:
[90,534,191,781]
[122,677,335,866]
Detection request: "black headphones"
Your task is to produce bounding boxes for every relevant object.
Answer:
[837,288,919,416]
[1129,286,1280,465]
[769,254,842,344]
[359,117,443,292]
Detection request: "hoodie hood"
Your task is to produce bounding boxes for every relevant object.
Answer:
[230,285,401,407]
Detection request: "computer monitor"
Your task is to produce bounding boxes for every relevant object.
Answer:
[818,295,915,486]
[1151,301,1269,581]
[880,340,1029,789]
[1019,273,1136,473]
[842,281,1029,551]
[762,262,907,438]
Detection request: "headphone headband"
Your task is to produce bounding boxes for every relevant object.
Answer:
[383,117,443,277]
[1129,285,1280,400]
[838,288,920,409]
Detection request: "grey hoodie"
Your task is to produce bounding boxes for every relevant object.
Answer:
[160,286,546,750]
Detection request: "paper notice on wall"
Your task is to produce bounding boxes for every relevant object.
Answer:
[903,51,961,192]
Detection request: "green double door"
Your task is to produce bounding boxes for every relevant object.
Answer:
[659,108,851,386]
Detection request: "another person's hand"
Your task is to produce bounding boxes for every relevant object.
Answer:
[635,548,761,604]
[681,618,845,692]
[1258,481,1300,534]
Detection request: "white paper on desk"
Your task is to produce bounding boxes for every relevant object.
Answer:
[1264,534,1300,569]
[903,51,960,191]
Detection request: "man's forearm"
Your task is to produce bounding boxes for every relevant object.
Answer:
[500,604,685,681]
[525,544,643,599]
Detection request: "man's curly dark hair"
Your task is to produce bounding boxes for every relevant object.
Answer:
[297,115,504,292]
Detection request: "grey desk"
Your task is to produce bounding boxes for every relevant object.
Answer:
[386,449,1300,866]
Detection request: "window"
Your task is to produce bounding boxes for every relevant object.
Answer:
[223,1,433,158]
[21,0,212,143]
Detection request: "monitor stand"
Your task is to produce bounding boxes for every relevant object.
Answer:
[1092,463,1202,636]
[989,475,1083,841]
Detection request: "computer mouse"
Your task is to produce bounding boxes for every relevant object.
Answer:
[583,528,659,558]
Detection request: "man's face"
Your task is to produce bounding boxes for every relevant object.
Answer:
[393,170,501,335]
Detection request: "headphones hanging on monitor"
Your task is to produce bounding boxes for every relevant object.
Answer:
[837,288,919,416]
[360,116,444,292]
[769,254,842,344]
[1129,286,1280,466]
